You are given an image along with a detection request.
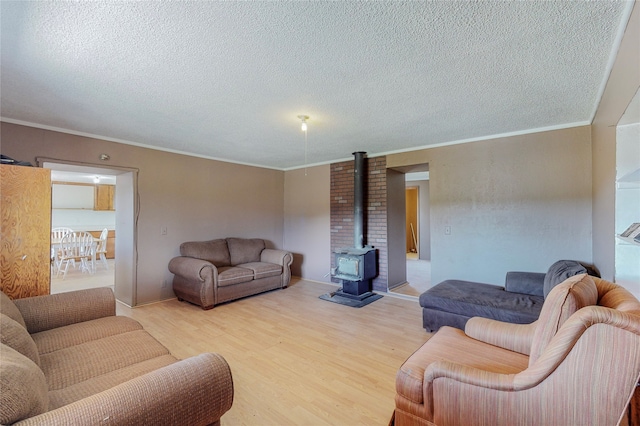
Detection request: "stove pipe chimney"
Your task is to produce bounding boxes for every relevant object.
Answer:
[353,151,366,249]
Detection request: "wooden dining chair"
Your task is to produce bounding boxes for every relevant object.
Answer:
[51,227,74,273]
[51,227,73,240]
[95,228,109,271]
[56,231,95,279]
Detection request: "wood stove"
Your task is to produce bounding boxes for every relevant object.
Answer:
[333,247,377,297]
[329,152,379,304]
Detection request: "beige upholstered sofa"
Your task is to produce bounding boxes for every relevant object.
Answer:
[0,287,234,425]
[393,274,640,426]
[169,237,293,310]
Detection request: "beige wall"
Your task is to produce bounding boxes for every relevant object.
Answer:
[592,3,640,281]
[0,121,600,300]
[1,122,285,305]
[387,126,593,285]
[283,165,331,282]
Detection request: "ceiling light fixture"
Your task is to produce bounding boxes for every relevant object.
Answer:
[93,176,100,184]
[298,115,309,132]
[297,115,310,176]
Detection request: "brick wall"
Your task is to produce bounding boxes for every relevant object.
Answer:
[330,155,387,292]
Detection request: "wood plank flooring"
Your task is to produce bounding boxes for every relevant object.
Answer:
[116,278,431,425]
[51,259,115,294]
[390,257,432,297]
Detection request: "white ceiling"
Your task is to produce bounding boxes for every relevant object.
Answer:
[0,1,635,170]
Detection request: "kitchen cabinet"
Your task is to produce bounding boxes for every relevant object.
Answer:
[94,184,115,211]
[0,164,51,298]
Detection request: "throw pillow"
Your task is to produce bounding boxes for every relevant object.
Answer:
[529,273,598,366]
[0,314,40,366]
[543,260,588,298]
[0,344,48,424]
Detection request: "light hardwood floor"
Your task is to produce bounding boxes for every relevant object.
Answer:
[116,278,431,425]
[51,259,115,294]
[390,256,432,298]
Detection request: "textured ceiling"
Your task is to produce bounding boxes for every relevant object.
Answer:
[0,1,634,170]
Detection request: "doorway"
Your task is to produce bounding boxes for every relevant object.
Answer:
[402,171,431,297]
[39,159,138,306]
[388,165,431,298]
[406,186,419,257]
[49,169,116,294]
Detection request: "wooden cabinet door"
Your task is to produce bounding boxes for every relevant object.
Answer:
[0,164,51,298]
[94,184,115,211]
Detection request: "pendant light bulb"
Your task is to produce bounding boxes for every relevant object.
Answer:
[298,115,309,133]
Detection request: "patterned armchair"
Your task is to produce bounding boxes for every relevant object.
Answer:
[393,274,640,425]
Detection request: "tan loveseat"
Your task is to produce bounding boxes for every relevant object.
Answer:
[0,287,234,425]
[393,274,640,425]
[168,237,293,310]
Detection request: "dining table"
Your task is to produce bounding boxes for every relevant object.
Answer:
[51,234,98,276]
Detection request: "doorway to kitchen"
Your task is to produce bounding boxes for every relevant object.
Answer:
[49,169,116,294]
[40,159,138,306]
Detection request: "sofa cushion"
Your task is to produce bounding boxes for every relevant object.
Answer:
[180,239,230,267]
[0,290,27,329]
[31,316,144,355]
[0,314,40,366]
[48,354,177,410]
[239,262,283,280]
[227,238,265,266]
[0,344,48,424]
[396,327,528,405]
[218,266,255,287]
[40,330,171,390]
[419,280,544,325]
[529,273,598,366]
[543,260,589,298]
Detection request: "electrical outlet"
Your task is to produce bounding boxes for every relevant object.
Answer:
[445,226,451,235]
[160,226,168,236]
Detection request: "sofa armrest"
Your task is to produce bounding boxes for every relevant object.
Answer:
[13,288,115,334]
[421,359,518,422]
[504,271,545,296]
[465,317,537,355]
[14,353,234,426]
[261,249,293,288]
[260,249,292,267]
[169,257,218,309]
[168,256,218,282]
